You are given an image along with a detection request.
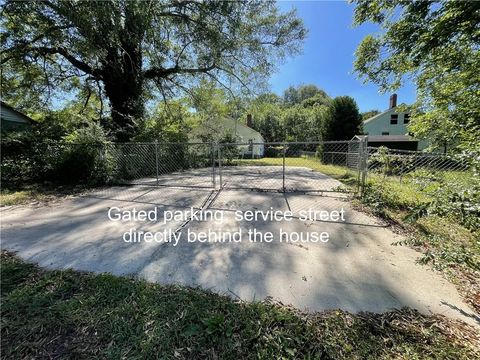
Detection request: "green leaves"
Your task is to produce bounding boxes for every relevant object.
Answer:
[1,0,306,139]
[353,0,480,154]
[324,96,362,141]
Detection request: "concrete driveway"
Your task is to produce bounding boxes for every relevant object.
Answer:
[1,184,478,327]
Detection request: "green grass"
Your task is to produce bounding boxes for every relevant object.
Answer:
[0,185,90,206]
[240,157,359,186]
[0,189,38,206]
[2,251,479,359]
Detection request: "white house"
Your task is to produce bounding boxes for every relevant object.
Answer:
[193,114,265,157]
[362,94,428,150]
[232,114,265,157]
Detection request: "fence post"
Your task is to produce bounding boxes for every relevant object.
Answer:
[155,140,159,186]
[359,137,368,197]
[218,144,223,189]
[212,143,216,189]
[282,143,286,192]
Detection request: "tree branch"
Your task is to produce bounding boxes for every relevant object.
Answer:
[3,45,103,79]
[39,46,102,78]
[143,63,216,79]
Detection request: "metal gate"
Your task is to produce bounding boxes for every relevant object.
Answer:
[217,141,366,193]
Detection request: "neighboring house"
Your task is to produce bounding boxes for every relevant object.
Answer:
[1,101,34,133]
[362,94,428,151]
[194,114,265,157]
[233,114,265,157]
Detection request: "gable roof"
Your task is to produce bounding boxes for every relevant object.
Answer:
[216,117,264,139]
[0,101,35,124]
[363,103,411,124]
[194,116,264,142]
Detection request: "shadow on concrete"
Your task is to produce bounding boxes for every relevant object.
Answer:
[1,182,477,327]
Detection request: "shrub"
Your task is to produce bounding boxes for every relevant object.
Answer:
[285,144,302,157]
[51,123,112,184]
[264,145,283,158]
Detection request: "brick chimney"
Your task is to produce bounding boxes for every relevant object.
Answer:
[246,114,253,128]
[389,94,397,109]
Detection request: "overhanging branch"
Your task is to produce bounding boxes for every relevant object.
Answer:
[2,45,103,79]
[143,63,216,79]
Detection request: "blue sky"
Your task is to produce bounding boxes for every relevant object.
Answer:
[270,1,416,112]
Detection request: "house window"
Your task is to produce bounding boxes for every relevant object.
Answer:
[381,132,390,135]
[390,114,398,124]
[404,114,410,124]
[248,139,253,151]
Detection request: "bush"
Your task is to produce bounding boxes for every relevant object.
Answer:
[285,144,302,157]
[264,145,282,158]
[46,123,111,184]
[423,184,480,233]
[1,123,112,186]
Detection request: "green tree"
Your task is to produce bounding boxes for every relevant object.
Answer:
[189,81,230,120]
[283,84,329,106]
[134,100,192,143]
[244,87,331,142]
[28,98,105,141]
[282,103,329,142]
[245,93,284,142]
[1,0,306,141]
[325,96,362,140]
[361,109,381,121]
[353,0,480,153]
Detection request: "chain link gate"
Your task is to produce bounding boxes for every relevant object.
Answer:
[216,141,366,194]
[105,140,368,195]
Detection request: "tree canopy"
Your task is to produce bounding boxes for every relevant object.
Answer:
[283,84,330,107]
[361,110,381,121]
[353,0,480,153]
[325,96,362,141]
[1,0,306,141]
[240,85,362,142]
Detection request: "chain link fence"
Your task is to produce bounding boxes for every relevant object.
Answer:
[4,138,475,227]
[1,140,472,192]
[1,139,367,194]
[4,139,474,197]
[217,141,364,193]
[107,142,215,188]
[366,146,471,183]
[364,145,478,230]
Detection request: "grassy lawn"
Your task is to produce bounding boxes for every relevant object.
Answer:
[240,157,359,186]
[2,251,479,359]
[240,157,480,314]
[0,185,92,207]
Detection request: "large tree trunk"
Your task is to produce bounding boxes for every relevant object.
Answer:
[103,73,144,142]
[102,47,144,142]
[102,7,145,142]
